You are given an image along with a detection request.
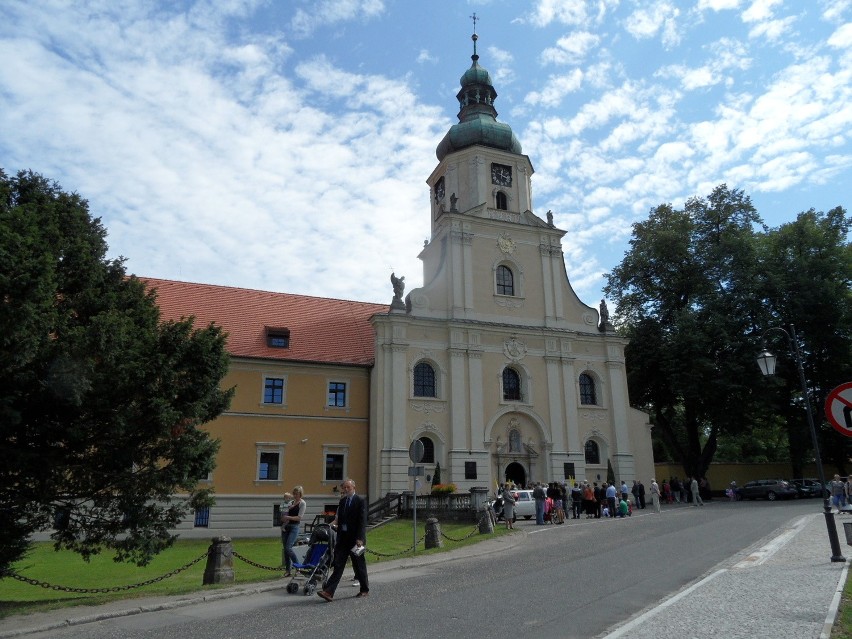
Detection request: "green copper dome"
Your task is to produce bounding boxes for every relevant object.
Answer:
[436,33,522,161]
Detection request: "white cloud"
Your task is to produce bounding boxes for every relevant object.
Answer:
[290,0,385,38]
[748,16,796,40]
[524,69,584,107]
[528,0,590,27]
[697,0,742,10]
[417,49,437,64]
[742,0,784,23]
[625,1,682,48]
[828,22,852,47]
[540,32,600,66]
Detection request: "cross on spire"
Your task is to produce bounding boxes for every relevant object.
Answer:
[470,12,479,57]
[471,12,478,34]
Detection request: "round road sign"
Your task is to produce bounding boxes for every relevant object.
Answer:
[825,382,852,437]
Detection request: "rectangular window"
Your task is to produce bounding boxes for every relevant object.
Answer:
[264,377,284,404]
[327,381,347,407]
[564,462,575,480]
[265,326,290,348]
[194,506,210,528]
[465,461,477,480]
[325,453,345,482]
[259,451,280,480]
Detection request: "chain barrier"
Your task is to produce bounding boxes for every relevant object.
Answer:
[0,547,211,594]
[231,550,287,572]
[365,532,427,558]
[439,511,491,542]
[3,512,497,593]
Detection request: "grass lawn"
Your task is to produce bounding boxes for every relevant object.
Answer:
[832,570,852,638]
[0,519,511,618]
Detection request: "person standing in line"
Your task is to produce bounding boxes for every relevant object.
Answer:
[650,478,662,514]
[690,476,704,506]
[533,482,547,525]
[501,482,516,529]
[605,482,617,518]
[631,480,640,509]
[571,482,583,519]
[318,478,369,602]
[831,475,847,511]
[620,480,629,502]
[281,486,307,577]
[671,477,681,503]
[638,480,646,509]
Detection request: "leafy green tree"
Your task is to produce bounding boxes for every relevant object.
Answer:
[757,207,852,475]
[604,185,770,479]
[0,169,233,573]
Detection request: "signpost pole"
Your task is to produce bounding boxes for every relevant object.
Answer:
[408,440,425,555]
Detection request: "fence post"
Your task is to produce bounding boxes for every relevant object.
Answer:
[203,536,235,585]
[425,517,443,549]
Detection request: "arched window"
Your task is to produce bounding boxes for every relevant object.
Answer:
[509,429,521,453]
[503,367,521,401]
[413,362,436,398]
[496,191,508,210]
[496,265,514,296]
[419,436,435,464]
[585,440,600,465]
[579,373,597,405]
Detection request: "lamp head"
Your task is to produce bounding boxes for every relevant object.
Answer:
[756,349,777,376]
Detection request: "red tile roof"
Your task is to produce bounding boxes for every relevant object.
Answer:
[141,278,388,366]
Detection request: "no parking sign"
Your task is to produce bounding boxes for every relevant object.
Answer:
[825,382,852,437]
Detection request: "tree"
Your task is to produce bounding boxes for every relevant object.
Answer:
[758,207,852,475]
[0,169,233,573]
[604,185,770,479]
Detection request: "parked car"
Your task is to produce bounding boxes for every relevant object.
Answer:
[790,478,827,499]
[736,479,798,501]
[491,489,536,521]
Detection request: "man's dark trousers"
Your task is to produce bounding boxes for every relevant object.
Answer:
[323,494,368,596]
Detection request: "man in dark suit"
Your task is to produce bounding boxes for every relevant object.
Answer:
[317,478,368,601]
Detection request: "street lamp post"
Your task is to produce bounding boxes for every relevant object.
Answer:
[757,324,845,563]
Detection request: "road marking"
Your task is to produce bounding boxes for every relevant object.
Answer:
[601,569,727,638]
[732,515,811,568]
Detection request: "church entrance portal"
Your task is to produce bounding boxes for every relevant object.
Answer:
[505,462,526,488]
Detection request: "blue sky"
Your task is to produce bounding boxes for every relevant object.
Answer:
[1,0,850,308]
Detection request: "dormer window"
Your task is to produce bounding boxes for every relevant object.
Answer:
[265,327,290,348]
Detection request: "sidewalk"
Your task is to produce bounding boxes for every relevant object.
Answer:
[601,512,849,639]
[0,527,516,639]
[1,512,849,639]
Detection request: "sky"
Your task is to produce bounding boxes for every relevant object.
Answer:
[1,0,850,308]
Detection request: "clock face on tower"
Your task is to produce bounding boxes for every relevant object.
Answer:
[491,163,512,187]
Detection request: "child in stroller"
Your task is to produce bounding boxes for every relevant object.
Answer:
[286,523,336,596]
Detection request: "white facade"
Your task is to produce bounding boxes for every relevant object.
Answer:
[369,43,653,500]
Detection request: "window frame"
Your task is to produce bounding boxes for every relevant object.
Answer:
[502,367,522,402]
[262,376,286,405]
[322,445,349,485]
[496,264,515,296]
[326,379,349,409]
[413,361,437,398]
[579,372,598,406]
[585,439,601,465]
[255,443,285,486]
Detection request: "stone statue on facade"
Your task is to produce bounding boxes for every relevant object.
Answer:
[390,272,406,311]
[599,299,612,332]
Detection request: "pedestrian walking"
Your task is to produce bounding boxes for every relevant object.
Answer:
[650,478,661,514]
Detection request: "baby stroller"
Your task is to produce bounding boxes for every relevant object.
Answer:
[286,523,335,596]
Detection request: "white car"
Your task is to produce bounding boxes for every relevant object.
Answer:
[493,489,536,521]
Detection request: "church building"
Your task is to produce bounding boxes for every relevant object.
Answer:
[369,32,653,498]
[147,32,653,533]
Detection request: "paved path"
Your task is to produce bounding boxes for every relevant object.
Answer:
[601,512,849,639]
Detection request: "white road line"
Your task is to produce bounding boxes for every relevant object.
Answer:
[732,515,811,569]
[602,569,728,638]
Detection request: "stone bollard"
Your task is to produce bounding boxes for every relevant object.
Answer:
[478,508,494,534]
[425,517,443,549]
[203,536,235,585]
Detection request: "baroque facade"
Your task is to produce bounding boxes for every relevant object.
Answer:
[369,35,653,500]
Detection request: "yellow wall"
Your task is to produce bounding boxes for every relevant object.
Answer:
[654,461,843,492]
[204,358,371,497]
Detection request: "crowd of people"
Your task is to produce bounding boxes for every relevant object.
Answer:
[497,475,713,526]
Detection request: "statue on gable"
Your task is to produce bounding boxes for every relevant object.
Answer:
[390,272,406,311]
[598,299,612,332]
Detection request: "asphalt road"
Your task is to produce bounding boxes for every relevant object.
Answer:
[15,499,822,639]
